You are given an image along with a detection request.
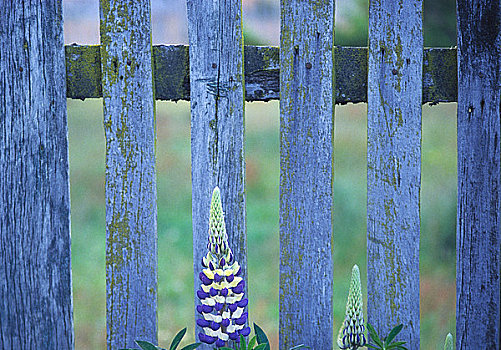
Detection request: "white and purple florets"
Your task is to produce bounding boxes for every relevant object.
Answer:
[196,187,250,347]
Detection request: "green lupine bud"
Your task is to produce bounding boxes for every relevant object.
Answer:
[337,264,366,350]
[444,333,453,350]
[208,187,232,263]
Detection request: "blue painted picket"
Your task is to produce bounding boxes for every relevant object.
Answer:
[0,0,499,350]
[367,1,422,349]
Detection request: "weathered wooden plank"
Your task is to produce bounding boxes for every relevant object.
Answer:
[99,1,157,349]
[367,1,423,349]
[456,1,500,349]
[0,1,74,348]
[64,45,457,104]
[186,0,246,348]
[279,1,334,349]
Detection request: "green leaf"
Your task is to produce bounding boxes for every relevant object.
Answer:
[217,347,233,350]
[288,344,310,349]
[385,324,403,344]
[179,343,202,350]
[253,345,268,350]
[248,336,257,349]
[253,323,270,350]
[136,340,159,350]
[169,328,187,350]
[365,344,381,350]
[366,323,384,348]
[240,335,247,350]
[388,341,407,347]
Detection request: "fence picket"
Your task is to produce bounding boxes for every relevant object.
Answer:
[0,1,73,348]
[279,1,334,349]
[367,1,423,349]
[186,0,247,347]
[99,1,158,348]
[456,1,500,348]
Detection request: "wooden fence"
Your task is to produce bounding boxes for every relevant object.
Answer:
[1,0,499,349]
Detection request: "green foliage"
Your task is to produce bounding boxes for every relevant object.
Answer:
[119,328,201,350]
[216,324,308,350]
[366,323,408,350]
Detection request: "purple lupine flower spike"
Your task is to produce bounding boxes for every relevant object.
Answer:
[196,187,249,347]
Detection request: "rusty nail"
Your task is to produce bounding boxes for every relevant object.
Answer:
[19,67,23,72]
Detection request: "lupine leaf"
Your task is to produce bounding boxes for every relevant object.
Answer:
[169,328,187,350]
[240,335,247,350]
[288,344,310,349]
[365,344,381,349]
[136,340,159,350]
[389,341,407,347]
[179,343,202,350]
[253,345,268,350]
[366,323,384,348]
[248,336,257,349]
[385,324,403,344]
[386,344,408,350]
[253,323,270,350]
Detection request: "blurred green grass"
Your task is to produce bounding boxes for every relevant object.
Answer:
[68,99,456,349]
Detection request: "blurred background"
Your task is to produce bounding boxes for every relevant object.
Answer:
[64,0,457,348]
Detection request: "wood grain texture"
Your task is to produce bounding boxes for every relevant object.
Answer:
[279,1,334,349]
[99,1,157,348]
[456,1,500,348]
[64,45,458,104]
[0,1,74,348]
[367,1,422,349]
[186,0,246,347]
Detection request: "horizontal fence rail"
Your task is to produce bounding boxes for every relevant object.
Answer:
[65,45,457,104]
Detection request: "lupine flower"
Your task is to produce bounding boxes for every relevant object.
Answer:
[196,187,250,347]
[337,264,366,349]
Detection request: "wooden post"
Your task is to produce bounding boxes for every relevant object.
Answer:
[367,1,423,349]
[279,1,334,349]
[456,1,500,348]
[186,0,246,347]
[99,1,157,348]
[0,1,74,348]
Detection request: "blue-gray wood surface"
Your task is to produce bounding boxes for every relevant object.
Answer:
[0,1,74,348]
[64,44,458,104]
[279,1,334,349]
[456,1,500,348]
[100,1,158,348]
[367,1,422,349]
[186,0,247,347]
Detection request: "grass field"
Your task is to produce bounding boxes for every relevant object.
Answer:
[68,99,456,349]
